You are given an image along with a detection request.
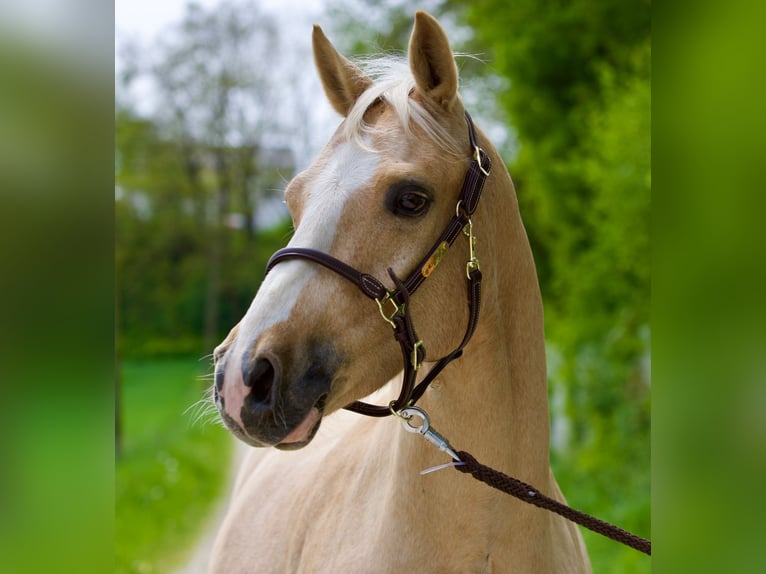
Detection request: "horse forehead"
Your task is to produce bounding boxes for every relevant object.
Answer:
[309,140,380,204]
[286,139,380,256]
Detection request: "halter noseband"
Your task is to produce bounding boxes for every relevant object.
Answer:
[265,111,491,417]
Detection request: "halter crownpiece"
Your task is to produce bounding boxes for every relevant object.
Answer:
[265,111,491,417]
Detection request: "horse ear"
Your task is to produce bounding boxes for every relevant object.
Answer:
[313,25,373,117]
[408,11,459,111]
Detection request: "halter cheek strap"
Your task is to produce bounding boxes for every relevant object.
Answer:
[265,111,491,417]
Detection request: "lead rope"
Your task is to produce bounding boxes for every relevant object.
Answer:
[394,406,651,556]
[453,451,652,556]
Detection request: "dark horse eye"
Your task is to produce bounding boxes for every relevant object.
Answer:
[386,183,432,218]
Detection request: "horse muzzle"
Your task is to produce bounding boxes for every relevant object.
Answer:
[214,342,337,449]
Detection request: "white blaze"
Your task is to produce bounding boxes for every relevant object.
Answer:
[232,141,379,355]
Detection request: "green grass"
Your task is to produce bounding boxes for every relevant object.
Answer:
[116,357,233,574]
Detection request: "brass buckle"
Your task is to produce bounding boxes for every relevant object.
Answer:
[411,340,424,371]
[474,146,491,177]
[388,399,414,420]
[376,291,403,329]
[463,218,481,278]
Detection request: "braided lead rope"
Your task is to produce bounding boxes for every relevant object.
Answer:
[454,451,651,556]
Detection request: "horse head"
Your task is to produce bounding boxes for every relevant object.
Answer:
[213,12,493,449]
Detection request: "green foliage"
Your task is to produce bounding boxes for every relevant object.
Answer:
[116,0,298,358]
[115,357,233,574]
[456,0,651,569]
[116,108,294,358]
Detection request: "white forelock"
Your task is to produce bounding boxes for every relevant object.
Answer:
[344,56,464,158]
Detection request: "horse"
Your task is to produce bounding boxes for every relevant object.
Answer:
[209,11,591,573]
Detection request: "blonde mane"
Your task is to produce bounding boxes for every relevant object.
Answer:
[344,56,464,157]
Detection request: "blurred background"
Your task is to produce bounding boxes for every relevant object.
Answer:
[114,0,650,572]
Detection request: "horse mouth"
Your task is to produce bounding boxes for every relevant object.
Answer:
[216,341,338,449]
[275,393,327,450]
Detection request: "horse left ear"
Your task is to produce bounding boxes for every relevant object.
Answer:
[409,11,459,111]
[313,25,373,117]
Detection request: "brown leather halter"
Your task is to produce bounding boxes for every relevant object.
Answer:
[265,111,491,417]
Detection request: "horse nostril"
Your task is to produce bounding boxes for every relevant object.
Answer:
[245,357,276,405]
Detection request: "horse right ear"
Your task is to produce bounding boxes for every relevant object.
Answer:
[408,11,459,112]
[313,25,373,117]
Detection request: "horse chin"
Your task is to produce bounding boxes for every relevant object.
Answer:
[275,403,324,450]
[219,379,330,448]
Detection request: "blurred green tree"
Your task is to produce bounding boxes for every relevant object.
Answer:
[453,0,651,456]
[147,1,283,350]
[116,1,297,358]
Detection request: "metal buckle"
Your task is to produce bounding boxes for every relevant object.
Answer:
[463,218,481,278]
[389,399,414,419]
[396,406,461,462]
[473,146,490,177]
[411,340,424,371]
[376,291,403,329]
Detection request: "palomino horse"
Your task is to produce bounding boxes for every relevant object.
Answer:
[210,11,591,573]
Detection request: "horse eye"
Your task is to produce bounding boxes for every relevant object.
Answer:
[387,186,431,218]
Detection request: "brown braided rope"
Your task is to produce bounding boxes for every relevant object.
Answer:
[454,451,651,556]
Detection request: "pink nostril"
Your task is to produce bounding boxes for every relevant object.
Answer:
[245,357,276,405]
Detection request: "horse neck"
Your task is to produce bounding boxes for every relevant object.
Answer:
[367,174,557,566]
[354,163,564,565]
[399,161,552,486]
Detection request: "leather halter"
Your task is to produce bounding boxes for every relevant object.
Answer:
[265,111,491,417]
